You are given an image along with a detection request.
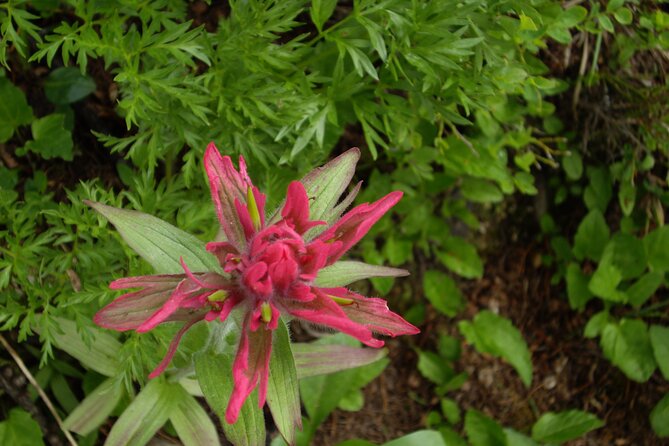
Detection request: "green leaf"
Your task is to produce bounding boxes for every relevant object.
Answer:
[438,237,483,279]
[44,67,96,104]
[383,430,447,446]
[383,236,413,266]
[531,410,604,443]
[63,378,123,435]
[423,270,465,317]
[584,167,612,213]
[35,315,121,377]
[461,178,503,203]
[600,234,647,280]
[310,0,337,32]
[0,77,33,143]
[573,210,609,262]
[459,311,533,387]
[87,202,221,274]
[559,6,588,27]
[588,261,625,302]
[464,410,506,446]
[292,341,387,379]
[584,311,609,339]
[627,271,663,307]
[504,429,538,446]
[169,385,220,446]
[266,321,300,445]
[0,408,45,446]
[24,114,73,160]
[614,8,633,25]
[644,226,669,272]
[600,319,656,382]
[565,263,593,310]
[562,152,583,180]
[195,350,266,446]
[650,325,669,380]
[416,349,452,386]
[315,260,408,287]
[651,393,669,437]
[105,380,178,446]
[441,398,460,424]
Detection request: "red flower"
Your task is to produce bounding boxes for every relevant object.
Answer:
[94,143,418,423]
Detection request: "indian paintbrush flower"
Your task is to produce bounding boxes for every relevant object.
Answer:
[93,143,419,424]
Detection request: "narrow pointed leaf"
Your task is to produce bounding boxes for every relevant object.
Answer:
[266,320,301,445]
[315,261,408,287]
[531,410,604,443]
[105,379,177,446]
[87,202,220,274]
[195,351,266,446]
[35,315,121,377]
[169,386,220,446]
[292,341,387,379]
[63,378,122,435]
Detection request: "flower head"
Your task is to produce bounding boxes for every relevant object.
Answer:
[94,143,419,423]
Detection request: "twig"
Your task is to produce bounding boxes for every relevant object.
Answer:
[0,334,79,446]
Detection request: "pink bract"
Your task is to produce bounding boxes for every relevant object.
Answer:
[94,143,419,424]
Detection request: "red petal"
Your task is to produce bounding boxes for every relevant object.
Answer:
[316,191,403,265]
[283,289,383,348]
[323,287,420,337]
[204,143,252,248]
[225,316,273,423]
[281,181,325,234]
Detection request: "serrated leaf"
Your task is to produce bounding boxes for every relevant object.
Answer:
[423,270,465,317]
[169,386,220,446]
[195,351,266,446]
[24,114,73,160]
[531,410,604,443]
[459,311,532,386]
[63,378,122,435]
[600,319,656,382]
[105,379,178,446]
[87,202,220,274]
[314,260,408,287]
[266,321,301,445]
[465,410,506,446]
[44,67,96,104]
[651,393,669,437]
[650,325,669,380]
[0,77,33,143]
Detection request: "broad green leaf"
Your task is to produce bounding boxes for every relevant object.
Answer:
[573,210,609,262]
[504,429,538,446]
[44,67,96,104]
[651,393,669,437]
[531,410,603,443]
[416,349,453,386]
[423,270,465,317]
[35,315,121,377]
[383,430,447,446]
[169,385,220,446]
[24,114,73,160]
[63,378,122,435]
[195,351,266,446]
[588,261,626,302]
[105,379,178,446]
[644,226,669,272]
[584,311,610,338]
[315,260,408,287]
[266,321,301,445]
[600,234,646,280]
[559,6,588,27]
[583,167,612,213]
[600,319,656,382]
[438,237,483,279]
[459,311,533,386]
[338,388,364,411]
[461,177,503,203]
[650,325,669,380]
[465,410,506,446]
[0,408,45,446]
[88,202,220,274]
[565,263,593,310]
[0,77,33,143]
[383,236,413,265]
[441,398,460,424]
[627,271,663,307]
[292,342,387,379]
[310,0,337,32]
[562,152,583,180]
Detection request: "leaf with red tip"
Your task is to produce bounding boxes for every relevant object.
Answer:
[292,342,387,379]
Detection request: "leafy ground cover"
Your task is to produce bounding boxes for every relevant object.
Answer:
[1,1,669,445]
